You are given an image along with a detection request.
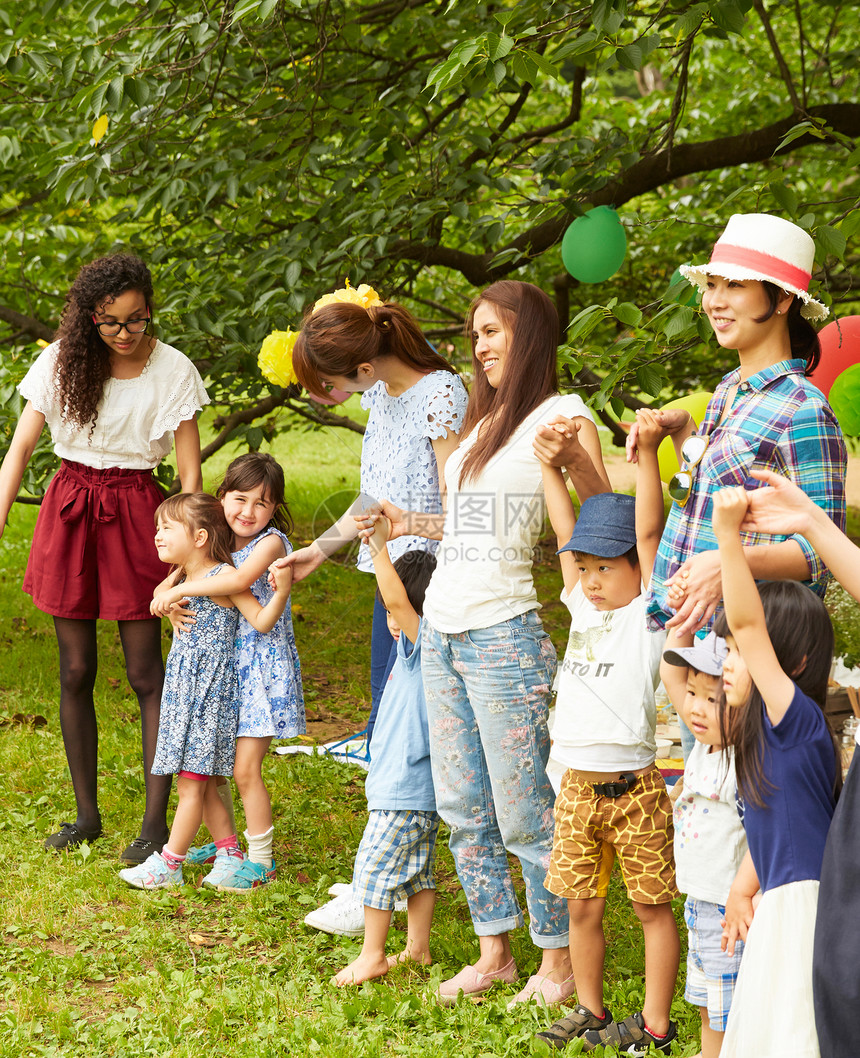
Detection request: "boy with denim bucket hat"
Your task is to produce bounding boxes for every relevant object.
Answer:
[661,631,748,1058]
[535,412,679,1053]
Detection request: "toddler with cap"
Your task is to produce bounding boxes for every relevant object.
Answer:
[535,411,680,1055]
[663,631,748,1058]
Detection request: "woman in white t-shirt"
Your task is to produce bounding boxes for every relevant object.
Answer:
[368,280,611,1007]
[0,254,208,859]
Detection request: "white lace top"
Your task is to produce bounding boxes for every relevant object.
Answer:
[357,370,468,572]
[19,340,210,469]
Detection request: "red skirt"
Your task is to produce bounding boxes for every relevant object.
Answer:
[23,460,167,621]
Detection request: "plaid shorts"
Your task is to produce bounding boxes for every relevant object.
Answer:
[352,809,441,911]
[546,765,678,904]
[684,896,744,1031]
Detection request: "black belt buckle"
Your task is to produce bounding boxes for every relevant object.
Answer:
[593,772,637,798]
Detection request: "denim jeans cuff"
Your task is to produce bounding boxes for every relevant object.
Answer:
[472,912,525,936]
[529,928,571,950]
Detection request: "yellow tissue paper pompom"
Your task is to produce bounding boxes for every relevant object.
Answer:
[258,329,299,387]
[312,278,383,315]
[92,115,109,144]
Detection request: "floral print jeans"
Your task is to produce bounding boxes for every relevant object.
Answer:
[422,611,569,947]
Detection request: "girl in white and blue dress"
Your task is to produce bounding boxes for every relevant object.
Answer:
[711,486,840,1058]
[151,454,303,891]
[120,492,293,890]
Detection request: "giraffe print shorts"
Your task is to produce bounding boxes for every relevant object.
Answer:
[546,764,678,904]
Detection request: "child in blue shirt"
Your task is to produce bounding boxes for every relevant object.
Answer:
[332,515,439,986]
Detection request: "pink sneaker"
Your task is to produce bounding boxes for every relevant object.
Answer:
[506,973,577,1009]
[437,957,518,1005]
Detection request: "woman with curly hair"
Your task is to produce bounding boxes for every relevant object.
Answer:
[0,254,209,861]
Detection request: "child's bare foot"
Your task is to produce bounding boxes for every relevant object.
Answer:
[333,952,390,986]
[386,947,432,969]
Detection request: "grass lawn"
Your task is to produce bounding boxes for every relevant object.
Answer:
[1,411,710,1056]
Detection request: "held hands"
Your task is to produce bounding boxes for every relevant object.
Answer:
[633,408,668,454]
[354,500,405,543]
[665,550,723,635]
[626,408,691,464]
[533,416,582,467]
[269,560,293,595]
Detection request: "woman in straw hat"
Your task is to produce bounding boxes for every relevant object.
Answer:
[627,213,846,643]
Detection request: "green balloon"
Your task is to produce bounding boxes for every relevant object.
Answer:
[829,363,860,436]
[561,206,627,283]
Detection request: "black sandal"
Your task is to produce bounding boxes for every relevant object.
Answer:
[536,1005,613,1049]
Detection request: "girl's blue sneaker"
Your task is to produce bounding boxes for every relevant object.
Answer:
[202,849,244,889]
[215,858,276,893]
[186,842,219,865]
[119,852,182,890]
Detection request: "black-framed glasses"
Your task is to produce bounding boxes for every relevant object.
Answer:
[668,434,709,506]
[91,315,151,336]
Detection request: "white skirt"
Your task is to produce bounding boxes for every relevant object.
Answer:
[721,880,820,1058]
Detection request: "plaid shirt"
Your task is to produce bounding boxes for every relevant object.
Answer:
[648,359,847,629]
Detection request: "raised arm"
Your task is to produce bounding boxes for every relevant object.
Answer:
[173,416,204,493]
[632,408,667,589]
[713,487,796,725]
[744,468,860,603]
[0,403,45,538]
[539,460,579,595]
[533,415,611,502]
[366,516,420,645]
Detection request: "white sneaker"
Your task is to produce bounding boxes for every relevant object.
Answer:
[326,882,407,911]
[303,894,365,936]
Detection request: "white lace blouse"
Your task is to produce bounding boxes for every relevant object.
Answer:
[18,340,210,470]
[357,370,468,572]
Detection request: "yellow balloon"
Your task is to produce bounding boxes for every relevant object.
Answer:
[656,391,713,483]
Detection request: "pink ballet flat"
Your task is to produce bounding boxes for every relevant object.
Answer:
[437,957,519,1005]
[506,972,577,1010]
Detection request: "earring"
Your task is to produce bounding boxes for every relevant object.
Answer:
[776,309,782,315]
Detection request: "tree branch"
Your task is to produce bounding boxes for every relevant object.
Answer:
[0,305,54,342]
[389,102,860,285]
[752,0,801,112]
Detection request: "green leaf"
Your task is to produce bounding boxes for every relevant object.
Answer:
[616,43,643,71]
[773,120,826,155]
[816,225,847,261]
[106,75,125,110]
[710,0,746,34]
[769,182,798,217]
[614,302,642,327]
[636,363,667,397]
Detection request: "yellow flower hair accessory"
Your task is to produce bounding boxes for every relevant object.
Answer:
[258,329,299,387]
[312,277,383,315]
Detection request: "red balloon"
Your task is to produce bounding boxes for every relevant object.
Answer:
[808,316,860,398]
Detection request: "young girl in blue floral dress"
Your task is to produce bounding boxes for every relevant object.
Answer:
[120,492,293,890]
[151,454,304,890]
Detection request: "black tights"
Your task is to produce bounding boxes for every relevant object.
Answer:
[53,617,170,839]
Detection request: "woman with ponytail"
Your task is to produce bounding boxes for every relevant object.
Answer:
[283,292,467,935]
[286,296,467,737]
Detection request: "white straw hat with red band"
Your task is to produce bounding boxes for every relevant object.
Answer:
[679,213,828,321]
